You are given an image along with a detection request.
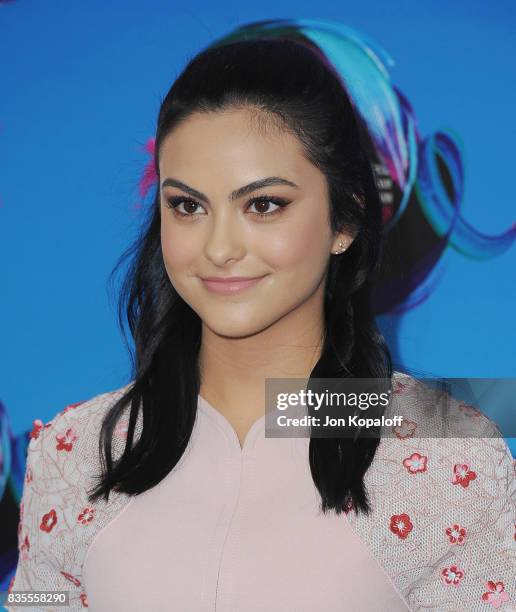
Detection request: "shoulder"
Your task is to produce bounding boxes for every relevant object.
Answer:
[389,370,509,439]
[19,381,137,517]
[383,371,514,515]
[27,381,136,467]
[352,371,516,610]
[30,381,135,440]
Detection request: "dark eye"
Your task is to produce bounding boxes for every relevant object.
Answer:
[247,196,289,218]
[165,197,205,217]
[164,194,290,219]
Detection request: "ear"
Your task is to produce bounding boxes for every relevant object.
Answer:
[331,234,352,255]
[331,223,359,255]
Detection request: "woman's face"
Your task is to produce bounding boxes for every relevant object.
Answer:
[159,107,351,338]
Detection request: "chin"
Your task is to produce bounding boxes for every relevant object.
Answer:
[202,313,274,339]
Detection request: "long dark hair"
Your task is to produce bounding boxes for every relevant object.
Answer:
[87,33,395,516]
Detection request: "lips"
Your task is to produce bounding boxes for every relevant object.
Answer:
[200,275,267,295]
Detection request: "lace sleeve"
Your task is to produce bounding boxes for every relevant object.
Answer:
[406,435,516,611]
[6,411,89,611]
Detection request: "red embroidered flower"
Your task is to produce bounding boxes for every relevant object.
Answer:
[25,467,33,484]
[77,507,96,525]
[29,419,45,440]
[60,570,81,587]
[343,497,355,515]
[56,427,79,452]
[445,523,467,545]
[392,419,417,439]
[452,463,477,488]
[482,581,510,608]
[441,565,465,586]
[40,509,57,533]
[20,534,30,560]
[402,452,428,474]
[80,592,89,607]
[389,513,413,539]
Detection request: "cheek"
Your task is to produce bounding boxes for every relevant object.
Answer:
[160,220,196,273]
[264,221,328,271]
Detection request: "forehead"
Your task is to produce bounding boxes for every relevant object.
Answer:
[158,108,311,179]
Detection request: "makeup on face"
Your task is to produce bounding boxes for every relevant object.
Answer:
[200,275,269,295]
[158,109,338,343]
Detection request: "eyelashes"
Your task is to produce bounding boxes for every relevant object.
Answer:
[164,195,290,219]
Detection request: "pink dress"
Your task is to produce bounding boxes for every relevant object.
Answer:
[7,372,516,611]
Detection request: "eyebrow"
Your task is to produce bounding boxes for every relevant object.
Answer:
[160,176,300,202]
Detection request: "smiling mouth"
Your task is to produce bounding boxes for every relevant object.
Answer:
[200,275,268,294]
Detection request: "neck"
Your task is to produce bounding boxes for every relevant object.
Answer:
[198,296,325,416]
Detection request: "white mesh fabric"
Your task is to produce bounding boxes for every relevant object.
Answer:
[7,383,141,611]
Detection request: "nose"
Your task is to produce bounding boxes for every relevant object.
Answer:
[203,208,246,266]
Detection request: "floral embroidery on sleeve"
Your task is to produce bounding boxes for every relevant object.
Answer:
[77,507,96,525]
[56,427,79,452]
[29,419,45,440]
[349,373,516,611]
[7,385,138,612]
[392,419,417,440]
[402,452,428,474]
[445,523,467,545]
[441,565,465,586]
[40,508,58,533]
[7,404,93,609]
[482,581,511,608]
[451,462,477,488]
[389,513,413,539]
[61,570,81,587]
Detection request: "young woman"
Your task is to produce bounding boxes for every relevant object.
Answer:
[8,33,515,611]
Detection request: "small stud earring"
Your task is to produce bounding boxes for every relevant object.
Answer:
[332,240,347,255]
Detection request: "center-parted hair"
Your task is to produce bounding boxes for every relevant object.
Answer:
[87,35,393,516]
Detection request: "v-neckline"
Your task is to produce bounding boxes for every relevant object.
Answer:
[198,394,266,453]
